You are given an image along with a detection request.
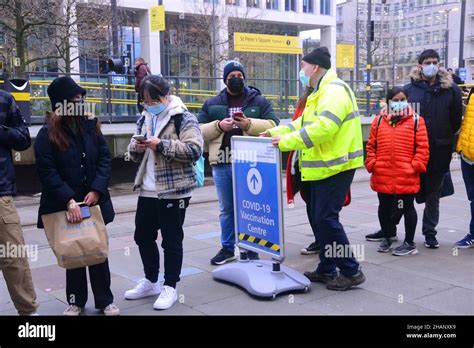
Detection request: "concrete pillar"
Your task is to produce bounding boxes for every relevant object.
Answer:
[139,9,161,74]
[321,26,337,70]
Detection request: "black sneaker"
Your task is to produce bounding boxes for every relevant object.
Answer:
[300,241,321,255]
[424,235,440,249]
[393,241,418,256]
[377,238,392,253]
[247,251,260,260]
[210,248,236,265]
[366,230,398,242]
[303,270,338,284]
[326,271,366,291]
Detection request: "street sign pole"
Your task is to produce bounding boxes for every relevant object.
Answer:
[212,137,310,299]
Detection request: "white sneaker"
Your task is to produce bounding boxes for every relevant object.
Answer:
[124,278,161,300]
[153,285,178,310]
[103,303,120,316]
[63,305,83,316]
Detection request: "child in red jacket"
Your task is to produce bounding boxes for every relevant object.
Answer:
[366,87,429,256]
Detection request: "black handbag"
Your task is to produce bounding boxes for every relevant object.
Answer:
[415,171,455,204]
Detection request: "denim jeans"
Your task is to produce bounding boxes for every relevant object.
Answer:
[461,157,474,236]
[212,164,235,251]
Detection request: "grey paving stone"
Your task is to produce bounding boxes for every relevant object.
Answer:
[195,293,325,315]
[304,288,441,315]
[408,286,474,315]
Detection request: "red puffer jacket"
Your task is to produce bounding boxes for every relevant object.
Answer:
[365,106,430,194]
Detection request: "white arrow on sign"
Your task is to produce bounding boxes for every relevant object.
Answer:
[247,168,262,195]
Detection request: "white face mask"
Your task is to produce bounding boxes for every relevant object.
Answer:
[422,64,439,78]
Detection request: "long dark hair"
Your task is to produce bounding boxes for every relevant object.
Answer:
[298,85,314,108]
[45,112,101,152]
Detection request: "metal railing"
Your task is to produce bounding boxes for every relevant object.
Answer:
[0,72,400,124]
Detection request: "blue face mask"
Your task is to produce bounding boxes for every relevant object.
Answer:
[389,100,409,113]
[145,103,166,115]
[299,69,310,87]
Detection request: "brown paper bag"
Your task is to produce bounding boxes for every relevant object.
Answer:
[42,205,108,269]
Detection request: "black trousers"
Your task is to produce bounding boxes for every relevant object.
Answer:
[134,196,190,288]
[378,193,417,244]
[66,259,113,309]
[300,180,318,243]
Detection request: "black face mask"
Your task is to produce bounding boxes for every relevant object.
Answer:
[228,77,245,95]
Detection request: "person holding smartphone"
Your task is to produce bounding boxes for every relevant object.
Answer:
[34,77,118,316]
[126,75,203,310]
[198,60,280,265]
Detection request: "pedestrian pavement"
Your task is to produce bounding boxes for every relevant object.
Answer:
[1,160,472,315]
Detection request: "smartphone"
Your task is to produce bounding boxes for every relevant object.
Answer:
[233,111,244,120]
[80,205,91,219]
[132,134,147,142]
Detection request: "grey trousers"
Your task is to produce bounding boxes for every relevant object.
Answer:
[421,173,445,236]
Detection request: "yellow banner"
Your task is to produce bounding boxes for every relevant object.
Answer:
[150,5,165,32]
[234,33,302,55]
[336,44,355,69]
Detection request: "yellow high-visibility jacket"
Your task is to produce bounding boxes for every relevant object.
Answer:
[269,69,364,181]
[457,89,474,161]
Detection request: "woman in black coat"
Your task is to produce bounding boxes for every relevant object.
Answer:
[34,76,118,316]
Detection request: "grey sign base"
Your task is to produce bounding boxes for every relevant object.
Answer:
[212,260,311,299]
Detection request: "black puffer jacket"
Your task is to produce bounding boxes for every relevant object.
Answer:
[404,67,463,174]
[0,90,31,196]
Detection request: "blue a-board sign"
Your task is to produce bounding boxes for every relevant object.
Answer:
[112,75,126,85]
[459,67,467,82]
[231,136,284,260]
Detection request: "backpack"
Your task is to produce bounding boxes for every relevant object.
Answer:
[375,112,419,151]
[174,114,205,188]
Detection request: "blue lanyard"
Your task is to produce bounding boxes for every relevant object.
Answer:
[151,115,158,136]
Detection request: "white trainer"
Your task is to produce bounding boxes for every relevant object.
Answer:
[103,303,120,316]
[63,305,83,316]
[153,285,178,310]
[124,278,161,300]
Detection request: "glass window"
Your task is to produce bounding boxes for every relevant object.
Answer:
[266,0,279,9]
[285,0,296,11]
[400,37,406,48]
[320,0,331,15]
[303,0,314,13]
[226,0,239,4]
[424,13,431,26]
[424,32,430,44]
[416,33,422,45]
[247,0,260,7]
[416,15,422,27]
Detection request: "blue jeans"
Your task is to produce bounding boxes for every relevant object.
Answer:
[212,164,235,251]
[461,157,474,236]
[310,169,360,277]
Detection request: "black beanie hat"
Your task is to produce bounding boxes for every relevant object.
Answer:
[223,60,246,83]
[302,47,332,69]
[47,76,86,111]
